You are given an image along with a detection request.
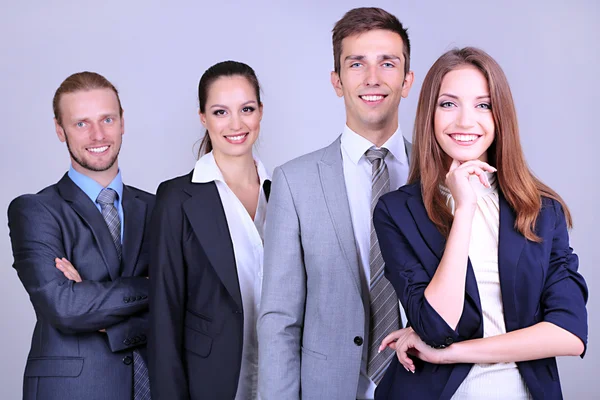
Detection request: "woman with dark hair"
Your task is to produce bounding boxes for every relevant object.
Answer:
[148,61,269,399]
[373,47,588,399]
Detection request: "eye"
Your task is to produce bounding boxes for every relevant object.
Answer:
[213,109,226,116]
[76,121,86,128]
[242,106,255,113]
[350,62,362,68]
[477,102,492,110]
[439,101,455,108]
[104,117,114,123]
[382,62,395,68]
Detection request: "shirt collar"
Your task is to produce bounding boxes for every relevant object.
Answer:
[340,124,407,165]
[68,166,124,204]
[191,151,270,186]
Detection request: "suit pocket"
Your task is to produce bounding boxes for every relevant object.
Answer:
[24,357,84,377]
[184,327,213,358]
[185,309,222,335]
[301,346,327,360]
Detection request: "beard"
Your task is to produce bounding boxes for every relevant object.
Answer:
[64,133,121,172]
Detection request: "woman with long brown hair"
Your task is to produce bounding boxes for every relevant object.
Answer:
[373,47,588,399]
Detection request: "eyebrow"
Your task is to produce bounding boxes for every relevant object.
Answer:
[344,54,402,63]
[210,100,258,109]
[70,113,117,122]
[438,93,490,100]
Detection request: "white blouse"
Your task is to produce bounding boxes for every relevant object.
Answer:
[444,173,532,400]
[191,151,269,400]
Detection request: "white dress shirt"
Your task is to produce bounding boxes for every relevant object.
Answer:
[191,151,269,400]
[340,125,409,399]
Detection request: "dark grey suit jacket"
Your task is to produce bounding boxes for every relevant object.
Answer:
[7,173,154,400]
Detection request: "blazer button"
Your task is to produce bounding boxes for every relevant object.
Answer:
[141,295,148,300]
[140,334,147,342]
[122,356,133,365]
[136,296,142,301]
[123,339,131,346]
[445,337,454,346]
[123,297,130,303]
[354,336,364,346]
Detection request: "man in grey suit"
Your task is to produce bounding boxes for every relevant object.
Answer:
[8,72,153,399]
[258,7,415,400]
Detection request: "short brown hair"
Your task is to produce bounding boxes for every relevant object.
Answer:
[53,71,123,125]
[332,7,411,76]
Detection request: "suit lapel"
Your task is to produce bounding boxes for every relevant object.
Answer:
[121,186,147,277]
[57,174,120,280]
[318,138,362,296]
[183,180,242,309]
[404,186,481,313]
[498,193,525,331]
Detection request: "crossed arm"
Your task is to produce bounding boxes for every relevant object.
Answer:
[8,195,149,352]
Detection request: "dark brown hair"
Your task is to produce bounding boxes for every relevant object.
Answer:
[53,71,123,126]
[409,47,571,242]
[197,61,262,157]
[332,7,411,76]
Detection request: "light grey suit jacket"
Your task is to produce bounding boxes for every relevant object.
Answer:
[258,136,411,400]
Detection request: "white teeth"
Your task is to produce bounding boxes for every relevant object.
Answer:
[361,95,384,102]
[88,146,109,153]
[226,134,246,141]
[452,134,479,142]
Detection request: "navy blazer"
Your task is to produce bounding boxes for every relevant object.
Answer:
[373,182,588,400]
[7,173,154,400]
[148,172,270,400]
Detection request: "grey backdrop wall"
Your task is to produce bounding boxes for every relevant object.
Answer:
[1,0,598,398]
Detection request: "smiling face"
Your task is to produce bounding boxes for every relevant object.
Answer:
[55,88,124,178]
[200,75,262,158]
[331,29,414,137]
[434,65,495,163]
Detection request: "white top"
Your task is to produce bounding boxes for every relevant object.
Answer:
[340,125,409,399]
[191,151,269,400]
[445,173,532,400]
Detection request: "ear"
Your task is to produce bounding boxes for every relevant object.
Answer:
[199,109,207,128]
[258,103,264,122]
[120,113,125,136]
[331,71,344,97]
[401,70,415,98]
[54,118,66,143]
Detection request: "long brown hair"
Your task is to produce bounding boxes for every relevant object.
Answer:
[409,47,571,242]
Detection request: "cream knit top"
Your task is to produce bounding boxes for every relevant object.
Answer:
[444,173,532,400]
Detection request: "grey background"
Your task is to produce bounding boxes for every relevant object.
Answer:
[1,0,598,398]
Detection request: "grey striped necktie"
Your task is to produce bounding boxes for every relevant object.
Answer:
[96,188,151,400]
[364,147,401,384]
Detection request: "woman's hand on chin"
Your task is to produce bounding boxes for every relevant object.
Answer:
[445,158,496,212]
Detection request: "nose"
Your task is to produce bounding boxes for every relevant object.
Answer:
[229,113,242,131]
[364,65,380,87]
[456,107,475,128]
[89,123,106,141]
